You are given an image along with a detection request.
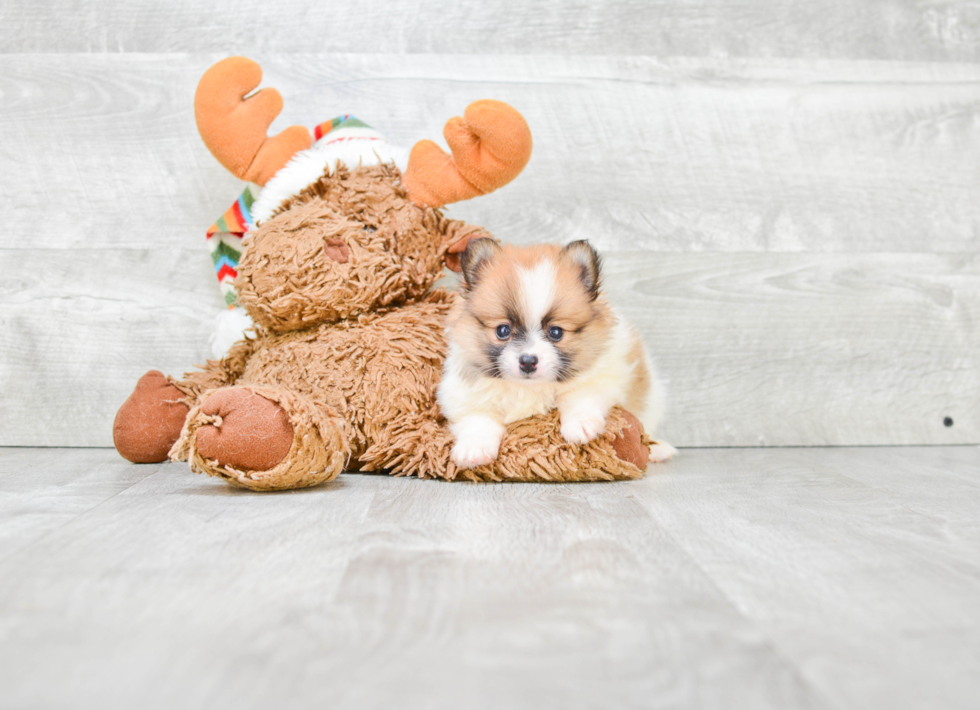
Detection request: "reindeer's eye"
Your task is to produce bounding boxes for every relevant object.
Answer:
[495,324,512,340]
[547,326,564,342]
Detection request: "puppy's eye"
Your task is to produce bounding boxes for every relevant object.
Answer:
[495,324,512,340]
[547,326,564,342]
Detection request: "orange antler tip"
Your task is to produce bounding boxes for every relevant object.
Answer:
[194,57,312,186]
[403,100,533,208]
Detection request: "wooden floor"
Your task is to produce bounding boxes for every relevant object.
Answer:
[1,447,978,709]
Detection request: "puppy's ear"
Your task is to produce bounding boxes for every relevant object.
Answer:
[459,237,502,288]
[561,240,602,300]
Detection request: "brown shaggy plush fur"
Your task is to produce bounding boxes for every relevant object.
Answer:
[116,164,651,490]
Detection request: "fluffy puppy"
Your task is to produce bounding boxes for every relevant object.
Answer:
[438,238,675,468]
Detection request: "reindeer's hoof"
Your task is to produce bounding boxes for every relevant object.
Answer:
[611,410,651,469]
[195,388,294,472]
[114,371,189,463]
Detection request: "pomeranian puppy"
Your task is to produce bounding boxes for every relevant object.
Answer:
[438,238,675,468]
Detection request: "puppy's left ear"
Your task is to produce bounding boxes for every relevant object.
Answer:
[561,240,602,300]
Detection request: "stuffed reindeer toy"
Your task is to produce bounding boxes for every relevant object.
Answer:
[113,57,653,490]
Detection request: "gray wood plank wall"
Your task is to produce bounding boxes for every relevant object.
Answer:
[1,2,978,448]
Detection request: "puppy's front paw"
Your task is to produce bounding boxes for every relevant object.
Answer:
[560,410,607,445]
[452,440,500,468]
[450,415,506,469]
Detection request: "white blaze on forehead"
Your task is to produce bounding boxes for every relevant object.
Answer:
[517,258,557,333]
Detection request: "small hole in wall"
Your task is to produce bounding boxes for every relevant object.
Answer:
[943,417,954,427]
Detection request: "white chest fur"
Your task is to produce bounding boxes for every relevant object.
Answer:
[443,370,561,425]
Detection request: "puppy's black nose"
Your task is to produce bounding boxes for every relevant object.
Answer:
[519,354,538,373]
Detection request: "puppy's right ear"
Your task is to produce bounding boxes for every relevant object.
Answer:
[459,237,502,288]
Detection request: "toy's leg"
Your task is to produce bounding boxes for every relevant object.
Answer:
[194,388,294,471]
[610,409,651,468]
[113,371,190,463]
[171,385,348,491]
[610,409,677,466]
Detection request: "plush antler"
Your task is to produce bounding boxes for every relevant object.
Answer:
[402,100,533,208]
[194,57,312,187]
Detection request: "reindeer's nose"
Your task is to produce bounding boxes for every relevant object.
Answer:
[323,238,350,264]
[519,354,538,374]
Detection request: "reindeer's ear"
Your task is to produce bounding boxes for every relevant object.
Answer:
[444,234,469,273]
[561,240,602,300]
[442,224,494,273]
[459,238,502,287]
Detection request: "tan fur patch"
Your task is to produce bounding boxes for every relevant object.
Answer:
[624,331,651,414]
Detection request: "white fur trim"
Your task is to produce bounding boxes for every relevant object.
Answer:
[209,307,255,359]
[251,136,410,225]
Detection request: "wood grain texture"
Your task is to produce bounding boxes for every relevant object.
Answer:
[0,248,222,447]
[0,447,158,561]
[638,446,980,710]
[2,0,980,61]
[1,55,978,253]
[0,56,242,251]
[606,251,980,447]
[1,446,978,709]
